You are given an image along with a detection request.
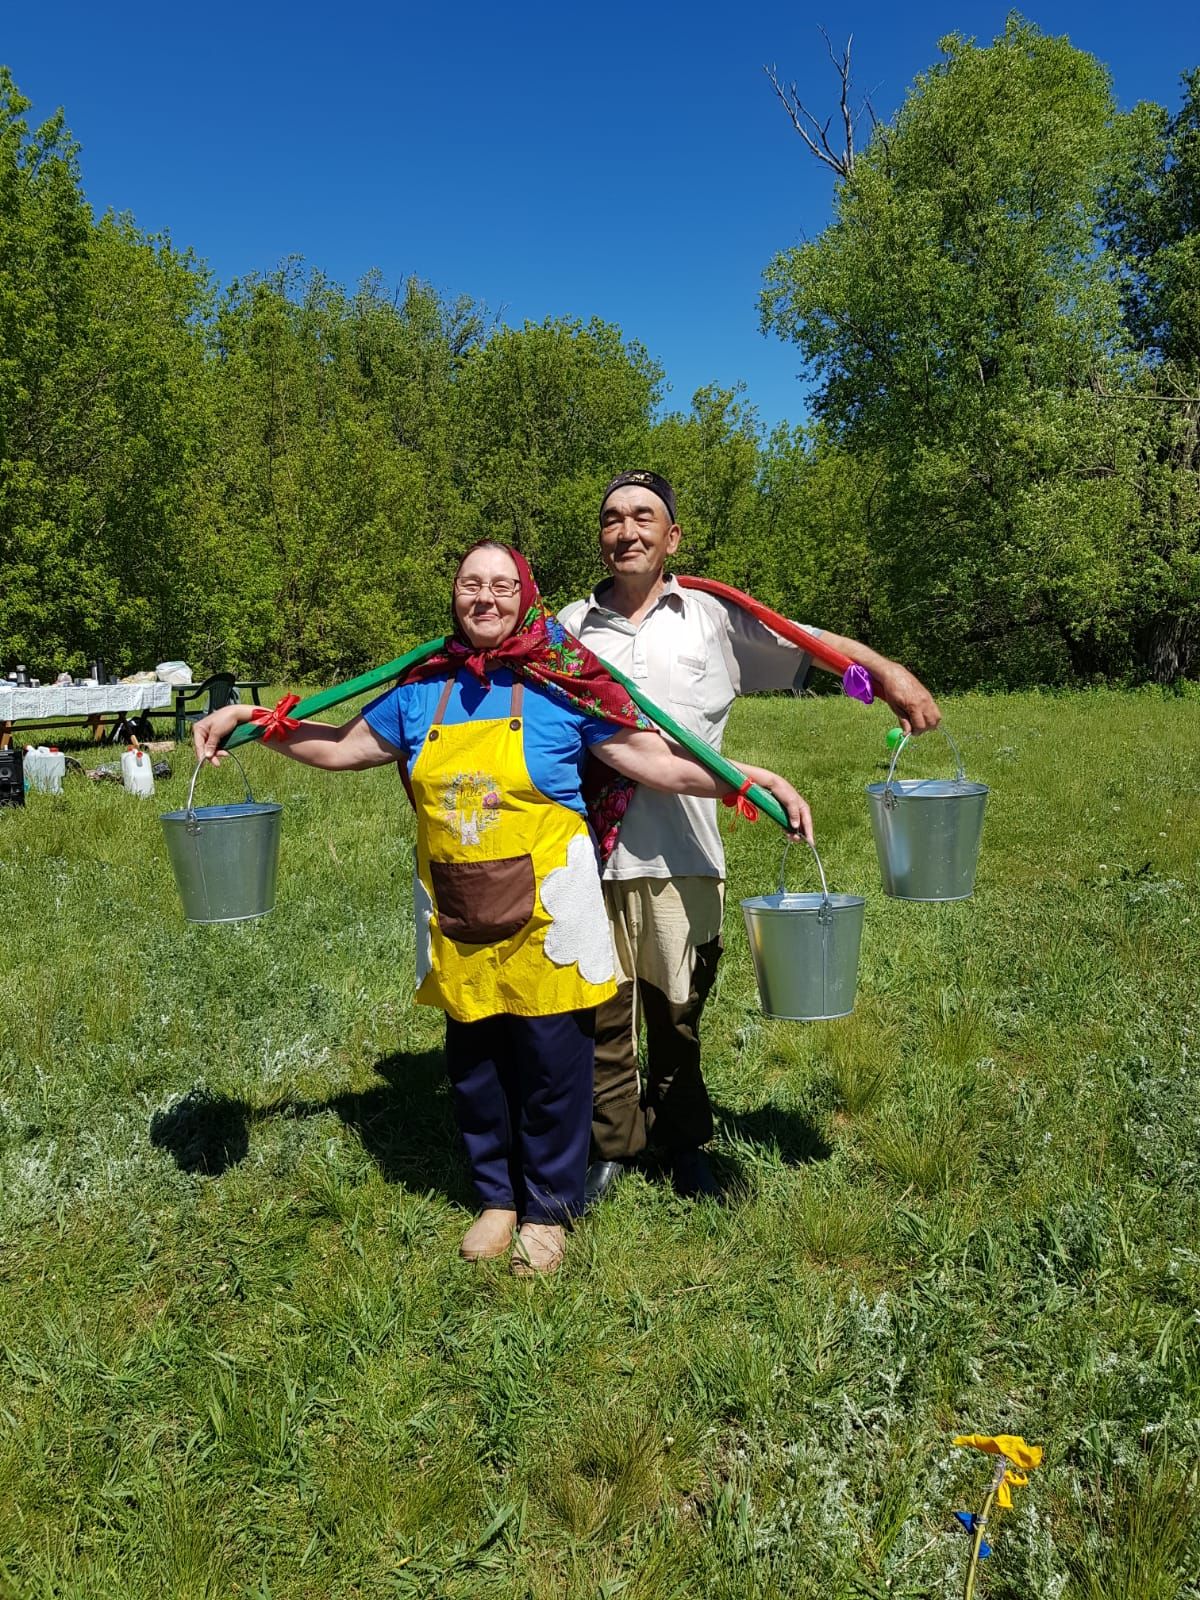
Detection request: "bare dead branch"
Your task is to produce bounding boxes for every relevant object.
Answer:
[766,27,888,178]
[817,27,855,170]
[765,61,850,177]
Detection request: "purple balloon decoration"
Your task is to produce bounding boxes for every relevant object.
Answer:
[842,663,874,705]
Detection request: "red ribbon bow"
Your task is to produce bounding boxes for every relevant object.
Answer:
[250,693,301,740]
[722,777,759,824]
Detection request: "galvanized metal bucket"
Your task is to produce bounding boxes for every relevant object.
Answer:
[866,728,988,902]
[160,757,282,924]
[741,839,866,1021]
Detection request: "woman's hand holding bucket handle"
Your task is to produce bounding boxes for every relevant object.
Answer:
[193,703,254,767]
[733,764,814,844]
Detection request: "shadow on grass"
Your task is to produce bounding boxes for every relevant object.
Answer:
[712,1100,833,1169]
[150,1063,831,1210]
[149,1047,473,1204]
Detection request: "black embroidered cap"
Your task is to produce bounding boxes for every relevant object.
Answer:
[599,470,677,524]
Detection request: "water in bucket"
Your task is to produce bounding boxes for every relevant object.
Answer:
[741,839,865,1021]
[160,756,282,923]
[865,728,988,901]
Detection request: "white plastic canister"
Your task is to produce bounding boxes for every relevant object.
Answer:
[25,746,66,794]
[121,747,156,797]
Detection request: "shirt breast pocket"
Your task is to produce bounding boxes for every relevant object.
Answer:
[670,653,707,695]
[670,652,729,724]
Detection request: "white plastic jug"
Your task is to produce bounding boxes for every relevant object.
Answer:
[24,746,66,795]
[122,747,155,797]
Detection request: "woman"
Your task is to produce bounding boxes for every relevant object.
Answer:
[194,542,811,1275]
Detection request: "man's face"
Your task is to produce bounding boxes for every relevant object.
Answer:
[599,486,680,581]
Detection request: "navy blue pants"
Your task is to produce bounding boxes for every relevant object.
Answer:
[444,1008,595,1224]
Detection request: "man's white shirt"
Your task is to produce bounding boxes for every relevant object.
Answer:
[558,576,816,880]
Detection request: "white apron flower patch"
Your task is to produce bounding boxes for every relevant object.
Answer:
[540,833,616,986]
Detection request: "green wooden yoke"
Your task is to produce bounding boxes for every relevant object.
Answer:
[223,640,790,832]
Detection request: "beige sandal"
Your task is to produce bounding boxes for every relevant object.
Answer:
[459,1208,518,1260]
[510,1222,566,1276]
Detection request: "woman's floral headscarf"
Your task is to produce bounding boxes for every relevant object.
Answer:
[400,543,647,858]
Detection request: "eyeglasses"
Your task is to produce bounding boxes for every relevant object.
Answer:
[454,576,520,598]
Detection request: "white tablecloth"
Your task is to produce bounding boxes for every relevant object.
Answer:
[0,683,173,721]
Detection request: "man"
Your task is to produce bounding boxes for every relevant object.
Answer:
[559,470,941,1203]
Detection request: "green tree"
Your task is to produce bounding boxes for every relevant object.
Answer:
[0,69,209,675]
[0,69,94,669]
[452,318,659,602]
[1101,69,1200,677]
[761,19,1161,685]
[754,425,883,639]
[67,215,212,666]
[650,385,764,583]
[191,266,480,676]
[1105,69,1200,375]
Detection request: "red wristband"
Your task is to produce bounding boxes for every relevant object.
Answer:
[250,693,301,740]
[721,777,759,823]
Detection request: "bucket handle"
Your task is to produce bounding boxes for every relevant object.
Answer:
[777,837,836,925]
[883,727,966,810]
[185,754,256,827]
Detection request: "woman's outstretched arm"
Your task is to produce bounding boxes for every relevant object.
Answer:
[596,728,813,842]
[193,703,401,772]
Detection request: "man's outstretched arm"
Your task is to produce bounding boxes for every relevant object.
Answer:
[814,632,941,735]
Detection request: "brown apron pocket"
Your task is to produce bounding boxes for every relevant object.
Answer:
[430,855,536,944]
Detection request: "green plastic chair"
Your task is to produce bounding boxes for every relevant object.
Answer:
[173,673,239,743]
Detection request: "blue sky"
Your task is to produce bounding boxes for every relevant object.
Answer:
[5,0,1197,431]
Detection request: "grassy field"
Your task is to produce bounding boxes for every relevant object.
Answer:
[1,689,1198,1599]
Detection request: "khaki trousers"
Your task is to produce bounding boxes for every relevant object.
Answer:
[591,877,724,1160]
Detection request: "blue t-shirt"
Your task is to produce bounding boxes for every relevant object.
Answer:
[362,669,619,816]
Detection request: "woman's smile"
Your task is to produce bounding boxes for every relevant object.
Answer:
[454,548,523,648]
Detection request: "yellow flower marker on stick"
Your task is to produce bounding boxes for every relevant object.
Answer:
[952,1435,1044,1599]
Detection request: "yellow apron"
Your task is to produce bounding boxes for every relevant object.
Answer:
[409,675,618,1023]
